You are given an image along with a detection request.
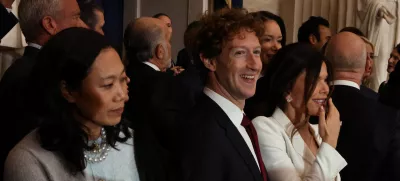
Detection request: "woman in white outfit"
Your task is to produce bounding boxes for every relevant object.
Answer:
[246,42,347,181]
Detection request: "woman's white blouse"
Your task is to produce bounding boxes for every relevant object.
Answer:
[253,108,347,181]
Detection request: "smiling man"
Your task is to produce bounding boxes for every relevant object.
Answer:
[178,8,267,181]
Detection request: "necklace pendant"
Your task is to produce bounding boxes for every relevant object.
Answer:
[94,143,100,150]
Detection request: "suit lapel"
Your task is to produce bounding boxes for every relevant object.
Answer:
[224,123,262,180]
[272,108,316,165]
[290,131,315,165]
[203,96,261,181]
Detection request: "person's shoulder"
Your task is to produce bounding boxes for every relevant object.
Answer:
[2,55,35,81]
[6,130,45,164]
[186,101,216,124]
[375,100,398,117]
[253,115,285,135]
[181,97,222,134]
[253,116,277,126]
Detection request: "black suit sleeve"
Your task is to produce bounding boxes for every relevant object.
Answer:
[0,4,18,40]
[381,111,400,181]
[178,115,224,181]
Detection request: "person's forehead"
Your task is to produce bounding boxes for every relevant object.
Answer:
[225,31,260,48]
[158,15,171,23]
[319,25,331,34]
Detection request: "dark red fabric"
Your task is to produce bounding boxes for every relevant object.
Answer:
[241,114,268,181]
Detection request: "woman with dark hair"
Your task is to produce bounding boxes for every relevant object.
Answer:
[4,28,139,181]
[379,43,400,93]
[379,62,400,109]
[78,0,105,35]
[247,43,346,181]
[251,11,286,74]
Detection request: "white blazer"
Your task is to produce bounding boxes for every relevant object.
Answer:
[253,108,347,181]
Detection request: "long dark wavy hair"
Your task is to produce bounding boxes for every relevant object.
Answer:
[27,27,131,173]
[245,43,333,125]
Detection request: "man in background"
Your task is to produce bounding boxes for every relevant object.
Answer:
[298,16,331,51]
[326,32,400,181]
[0,0,85,177]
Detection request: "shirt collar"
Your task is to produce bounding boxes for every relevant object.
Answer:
[333,80,360,90]
[27,43,42,50]
[203,87,244,127]
[143,61,160,71]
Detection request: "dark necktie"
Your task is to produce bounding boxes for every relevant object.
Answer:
[241,114,268,181]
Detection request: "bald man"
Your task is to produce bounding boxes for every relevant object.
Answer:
[123,17,192,181]
[124,17,172,71]
[326,32,400,181]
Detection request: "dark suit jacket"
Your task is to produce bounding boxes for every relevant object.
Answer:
[176,48,192,69]
[0,46,40,179]
[0,4,18,40]
[331,85,400,181]
[178,94,264,181]
[126,62,194,181]
[360,85,379,101]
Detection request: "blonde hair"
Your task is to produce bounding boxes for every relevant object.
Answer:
[361,36,374,51]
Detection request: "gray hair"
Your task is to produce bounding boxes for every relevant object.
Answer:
[124,19,166,63]
[18,0,62,42]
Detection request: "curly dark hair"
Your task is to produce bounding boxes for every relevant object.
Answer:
[193,8,264,82]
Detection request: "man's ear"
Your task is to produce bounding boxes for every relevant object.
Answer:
[60,81,77,103]
[309,34,318,45]
[41,16,58,35]
[200,53,216,71]
[155,44,165,60]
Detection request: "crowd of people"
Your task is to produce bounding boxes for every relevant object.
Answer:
[1,0,400,181]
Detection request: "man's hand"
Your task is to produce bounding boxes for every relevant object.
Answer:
[0,0,14,9]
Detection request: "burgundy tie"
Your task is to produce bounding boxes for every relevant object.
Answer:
[241,114,268,181]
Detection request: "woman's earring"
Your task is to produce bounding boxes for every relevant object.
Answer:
[286,95,293,103]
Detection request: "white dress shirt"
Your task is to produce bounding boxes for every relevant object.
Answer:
[333,80,360,90]
[253,108,347,181]
[143,61,160,71]
[203,87,260,169]
[27,43,42,50]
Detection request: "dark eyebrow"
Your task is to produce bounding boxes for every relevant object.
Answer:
[263,35,283,39]
[101,68,126,80]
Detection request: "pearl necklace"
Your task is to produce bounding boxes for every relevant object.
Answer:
[84,128,110,163]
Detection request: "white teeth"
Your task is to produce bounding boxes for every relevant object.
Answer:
[314,99,325,104]
[241,75,255,79]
